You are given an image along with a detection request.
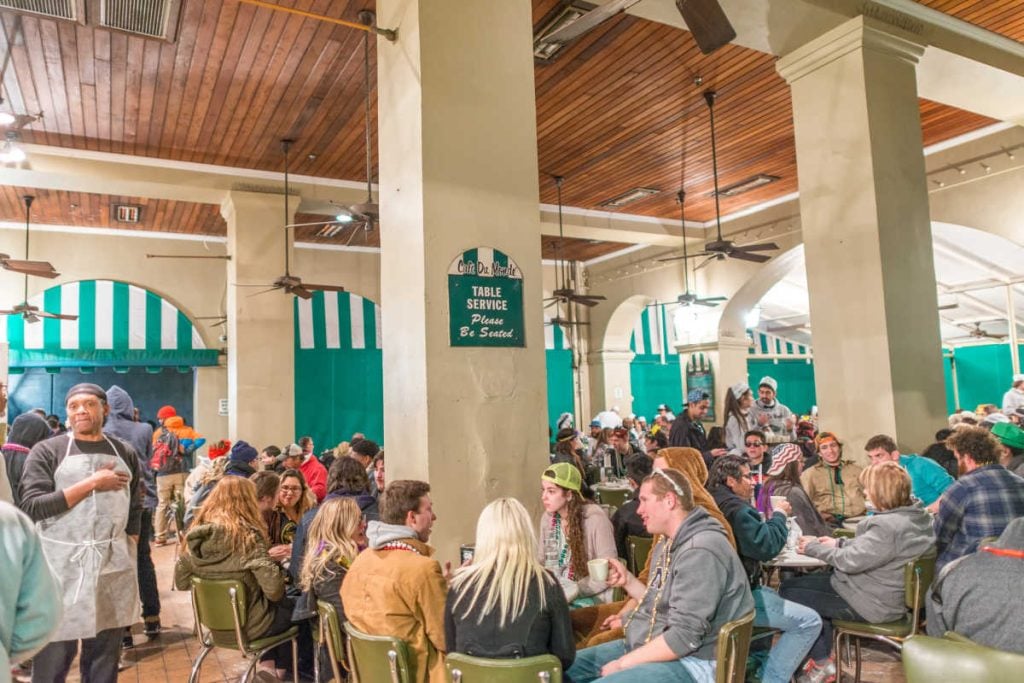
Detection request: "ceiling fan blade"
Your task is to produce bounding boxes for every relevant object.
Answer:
[300,283,347,293]
[3,259,60,277]
[733,242,779,252]
[675,0,736,54]
[701,296,728,302]
[694,256,718,271]
[570,293,606,302]
[937,303,959,311]
[571,297,602,308]
[234,283,276,288]
[728,251,771,263]
[35,311,78,321]
[246,287,282,298]
[23,313,40,324]
[541,0,643,44]
[656,255,689,263]
[288,285,314,300]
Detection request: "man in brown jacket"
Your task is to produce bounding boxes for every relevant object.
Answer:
[800,431,866,524]
[341,479,448,682]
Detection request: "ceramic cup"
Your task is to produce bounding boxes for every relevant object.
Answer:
[588,558,609,582]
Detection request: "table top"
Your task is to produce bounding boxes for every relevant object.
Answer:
[768,552,827,568]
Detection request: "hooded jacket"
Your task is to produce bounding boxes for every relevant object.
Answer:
[173,523,286,640]
[340,522,448,683]
[927,518,1024,653]
[3,413,52,508]
[104,386,156,509]
[667,412,712,467]
[803,503,935,623]
[623,506,753,660]
[152,415,202,477]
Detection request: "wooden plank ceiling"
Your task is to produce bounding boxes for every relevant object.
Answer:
[0,0,1009,246]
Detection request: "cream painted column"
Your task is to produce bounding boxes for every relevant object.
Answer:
[193,364,228,443]
[587,350,636,417]
[710,340,751,417]
[376,0,548,562]
[221,191,295,449]
[777,17,946,454]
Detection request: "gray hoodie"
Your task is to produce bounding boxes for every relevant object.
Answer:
[624,506,754,660]
[926,517,1024,653]
[104,386,156,509]
[367,520,419,548]
[804,503,934,623]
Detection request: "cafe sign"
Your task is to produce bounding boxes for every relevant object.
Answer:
[448,247,525,347]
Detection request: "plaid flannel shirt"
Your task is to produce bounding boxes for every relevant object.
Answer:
[934,464,1024,570]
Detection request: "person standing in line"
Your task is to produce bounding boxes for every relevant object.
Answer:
[151,405,203,546]
[20,384,142,683]
[2,413,52,508]
[1002,373,1024,415]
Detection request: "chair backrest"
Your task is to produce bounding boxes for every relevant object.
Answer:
[445,653,562,683]
[344,621,413,683]
[715,610,755,683]
[317,601,347,680]
[190,576,249,650]
[902,635,1024,683]
[627,535,653,575]
[597,488,632,509]
[904,549,936,612]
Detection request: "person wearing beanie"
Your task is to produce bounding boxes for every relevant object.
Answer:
[156,405,176,421]
[19,382,143,682]
[749,376,796,440]
[722,382,757,458]
[800,432,867,525]
[151,406,204,545]
[226,440,259,478]
[2,412,52,507]
[538,462,617,607]
[756,443,831,537]
[1002,373,1024,415]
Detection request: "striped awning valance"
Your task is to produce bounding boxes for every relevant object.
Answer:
[630,304,677,357]
[295,292,382,351]
[749,330,811,357]
[2,280,217,368]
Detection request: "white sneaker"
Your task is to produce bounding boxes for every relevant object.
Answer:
[797,659,836,683]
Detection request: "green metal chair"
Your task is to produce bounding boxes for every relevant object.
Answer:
[315,600,347,683]
[188,576,299,683]
[626,535,653,575]
[831,549,936,683]
[444,653,563,682]
[716,610,755,683]
[902,635,1024,683]
[344,621,413,683]
[596,487,632,509]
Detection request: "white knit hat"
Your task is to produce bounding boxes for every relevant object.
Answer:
[730,381,750,400]
[759,376,778,393]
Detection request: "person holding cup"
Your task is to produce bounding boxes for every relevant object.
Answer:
[445,498,575,672]
[756,443,832,538]
[538,463,617,607]
[567,467,753,682]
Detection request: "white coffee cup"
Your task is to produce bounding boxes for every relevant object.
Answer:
[770,495,787,512]
[588,558,609,582]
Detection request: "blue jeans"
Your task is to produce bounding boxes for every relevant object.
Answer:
[753,586,822,683]
[567,640,701,683]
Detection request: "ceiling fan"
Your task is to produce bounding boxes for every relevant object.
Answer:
[659,90,779,270]
[544,175,606,313]
[538,0,736,56]
[242,139,346,300]
[950,322,1006,341]
[670,191,726,308]
[0,196,77,324]
[285,12,380,245]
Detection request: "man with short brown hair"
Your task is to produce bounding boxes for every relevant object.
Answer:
[341,480,447,682]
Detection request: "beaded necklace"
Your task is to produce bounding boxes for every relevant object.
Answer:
[623,536,673,643]
[550,513,574,580]
[378,541,421,555]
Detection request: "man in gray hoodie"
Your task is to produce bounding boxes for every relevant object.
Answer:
[568,467,754,682]
[927,517,1024,653]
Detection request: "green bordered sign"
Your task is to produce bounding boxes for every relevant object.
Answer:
[448,247,525,347]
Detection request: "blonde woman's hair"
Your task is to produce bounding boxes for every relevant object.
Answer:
[190,476,268,555]
[449,498,551,628]
[299,497,362,592]
[859,461,912,511]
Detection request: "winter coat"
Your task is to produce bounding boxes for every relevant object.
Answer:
[174,523,287,640]
[668,413,712,469]
[749,399,796,439]
[340,522,448,683]
[711,484,787,587]
[152,416,202,476]
[803,503,935,623]
[623,506,754,660]
[104,386,156,509]
[800,459,867,520]
[3,413,52,508]
[724,412,757,457]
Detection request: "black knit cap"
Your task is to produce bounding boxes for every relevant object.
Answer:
[64,383,107,404]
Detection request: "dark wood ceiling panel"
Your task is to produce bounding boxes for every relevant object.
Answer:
[0,0,1005,232]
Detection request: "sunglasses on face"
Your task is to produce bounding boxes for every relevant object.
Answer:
[746,441,764,447]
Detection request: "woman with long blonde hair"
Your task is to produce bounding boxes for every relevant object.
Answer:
[174,476,294,678]
[445,498,574,671]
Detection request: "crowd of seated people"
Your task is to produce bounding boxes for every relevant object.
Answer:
[8,377,1024,683]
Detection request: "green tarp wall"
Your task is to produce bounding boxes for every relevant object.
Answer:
[747,359,818,416]
[630,305,682,418]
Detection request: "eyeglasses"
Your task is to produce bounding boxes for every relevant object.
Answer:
[745,441,764,447]
[280,486,302,493]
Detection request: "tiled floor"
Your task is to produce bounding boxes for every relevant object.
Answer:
[58,543,906,682]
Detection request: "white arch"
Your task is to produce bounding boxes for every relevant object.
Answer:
[716,244,805,342]
[602,293,657,351]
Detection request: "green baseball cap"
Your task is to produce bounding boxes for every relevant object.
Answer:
[992,421,1024,450]
[542,462,582,493]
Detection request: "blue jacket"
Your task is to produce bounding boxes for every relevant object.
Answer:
[104,386,156,509]
[899,454,954,507]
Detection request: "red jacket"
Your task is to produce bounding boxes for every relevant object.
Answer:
[300,456,327,502]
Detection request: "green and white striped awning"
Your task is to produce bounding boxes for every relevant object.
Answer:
[295,292,382,350]
[2,280,218,368]
[749,329,811,357]
[630,305,677,357]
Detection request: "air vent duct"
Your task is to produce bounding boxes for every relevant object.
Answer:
[0,0,80,20]
[99,0,182,41]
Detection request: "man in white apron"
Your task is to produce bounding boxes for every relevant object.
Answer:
[19,383,143,682]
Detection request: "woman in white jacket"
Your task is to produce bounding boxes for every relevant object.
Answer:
[722,381,757,456]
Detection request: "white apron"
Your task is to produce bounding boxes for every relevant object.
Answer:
[37,434,141,641]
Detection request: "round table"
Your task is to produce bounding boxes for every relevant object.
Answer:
[768,552,827,568]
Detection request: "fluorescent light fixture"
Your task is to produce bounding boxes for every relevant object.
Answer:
[334,212,354,223]
[533,4,586,60]
[599,187,661,208]
[0,130,24,163]
[714,174,779,197]
[0,112,14,126]
[744,307,761,329]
